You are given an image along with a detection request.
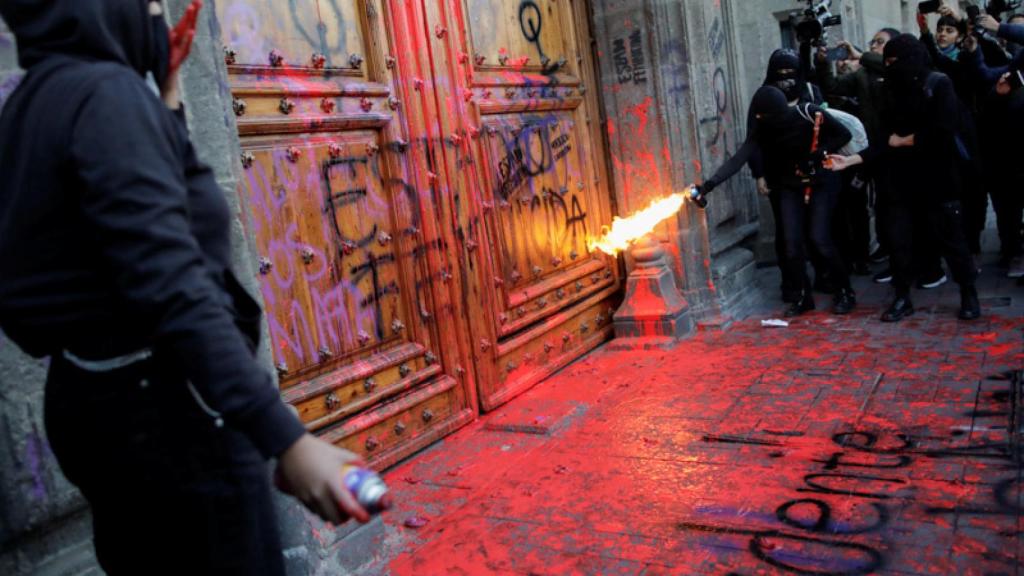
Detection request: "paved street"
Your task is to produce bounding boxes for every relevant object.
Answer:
[341,261,1024,575]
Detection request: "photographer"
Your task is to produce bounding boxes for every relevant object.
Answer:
[965,13,1024,274]
[967,19,1024,275]
[695,86,855,318]
[829,34,981,322]
[816,29,900,278]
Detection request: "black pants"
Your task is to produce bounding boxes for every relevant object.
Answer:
[44,352,286,576]
[886,199,977,297]
[990,173,1024,260]
[834,168,871,267]
[777,176,851,295]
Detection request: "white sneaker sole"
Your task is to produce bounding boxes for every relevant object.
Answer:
[919,275,948,289]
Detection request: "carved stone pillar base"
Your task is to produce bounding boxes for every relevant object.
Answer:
[611,235,693,348]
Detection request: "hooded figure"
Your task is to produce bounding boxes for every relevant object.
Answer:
[697,86,856,317]
[0,2,362,573]
[836,33,980,322]
[764,48,823,104]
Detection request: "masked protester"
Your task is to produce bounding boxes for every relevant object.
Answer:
[0,1,370,573]
[829,34,981,322]
[745,49,833,303]
[693,86,855,317]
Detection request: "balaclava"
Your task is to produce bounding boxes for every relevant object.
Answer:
[765,48,803,102]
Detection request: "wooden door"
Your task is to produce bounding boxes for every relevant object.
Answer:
[414,0,621,411]
[215,0,475,469]
[214,0,619,467]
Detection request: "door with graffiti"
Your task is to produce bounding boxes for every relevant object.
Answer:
[215,0,479,469]
[416,0,621,410]
[215,0,618,468]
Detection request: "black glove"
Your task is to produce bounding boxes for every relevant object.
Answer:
[688,184,709,209]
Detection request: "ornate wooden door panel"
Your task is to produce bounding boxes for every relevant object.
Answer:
[216,0,620,462]
[216,0,474,469]
[418,0,621,411]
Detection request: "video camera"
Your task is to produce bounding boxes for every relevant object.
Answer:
[794,0,843,46]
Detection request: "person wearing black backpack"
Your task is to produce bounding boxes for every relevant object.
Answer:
[829,34,981,322]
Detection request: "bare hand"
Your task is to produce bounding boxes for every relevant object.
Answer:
[276,434,372,525]
[826,154,862,171]
[888,133,915,148]
[977,14,1000,33]
[841,40,862,61]
[917,11,929,33]
[756,177,770,197]
[997,72,1012,96]
[816,46,828,64]
[938,5,961,21]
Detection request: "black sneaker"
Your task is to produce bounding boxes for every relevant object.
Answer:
[832,289,857,315]
[784,293,815,317]
[881,296,914,322]
[958,286,981,320]
[873,269,893,284]
[917,272,948,289]
[851,261,872,276]
[869,247,888,264]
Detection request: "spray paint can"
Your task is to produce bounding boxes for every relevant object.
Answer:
[688,185,708,209]
[342,465,392,515]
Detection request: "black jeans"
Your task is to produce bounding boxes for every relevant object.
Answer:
[990,173,1024,260]
[834,168,871,267]
[886,199,977,297]
[44,352,287,576]
[777,175,851,295]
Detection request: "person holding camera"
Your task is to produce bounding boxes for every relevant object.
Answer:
[693,86,855,317]
[0,1,371,573]
[962,13,1024,276]
[829,34,981,322]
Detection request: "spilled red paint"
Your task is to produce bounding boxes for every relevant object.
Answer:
[340,281,1024,575]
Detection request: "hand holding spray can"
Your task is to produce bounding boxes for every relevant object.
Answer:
[342,465,392,515]
[688,184,708,209]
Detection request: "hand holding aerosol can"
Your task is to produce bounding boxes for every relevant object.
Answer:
[341,465,392,515]
[687,183,709,209]
[275,433,391,524]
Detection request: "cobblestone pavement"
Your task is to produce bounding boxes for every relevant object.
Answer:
[350,261,1024,575]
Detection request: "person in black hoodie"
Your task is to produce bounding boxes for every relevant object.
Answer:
[829,34,981,322]
[693,86,855,317]
[746,48,833,302]
[0,1,369,573]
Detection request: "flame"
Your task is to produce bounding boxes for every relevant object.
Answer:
[588,191,688,256]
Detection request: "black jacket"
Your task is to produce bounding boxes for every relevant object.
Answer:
[707,104,851,191]
[0,0,305,459]
[866,71,966,203]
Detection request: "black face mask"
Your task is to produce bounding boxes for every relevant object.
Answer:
[773,79,800,101]
[150,12,170,86]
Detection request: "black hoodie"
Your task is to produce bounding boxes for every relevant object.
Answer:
[0,0,306,459]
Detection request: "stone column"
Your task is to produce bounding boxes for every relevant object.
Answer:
[591,0,763,324]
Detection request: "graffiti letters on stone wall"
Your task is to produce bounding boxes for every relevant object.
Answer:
[612,30,647,85]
